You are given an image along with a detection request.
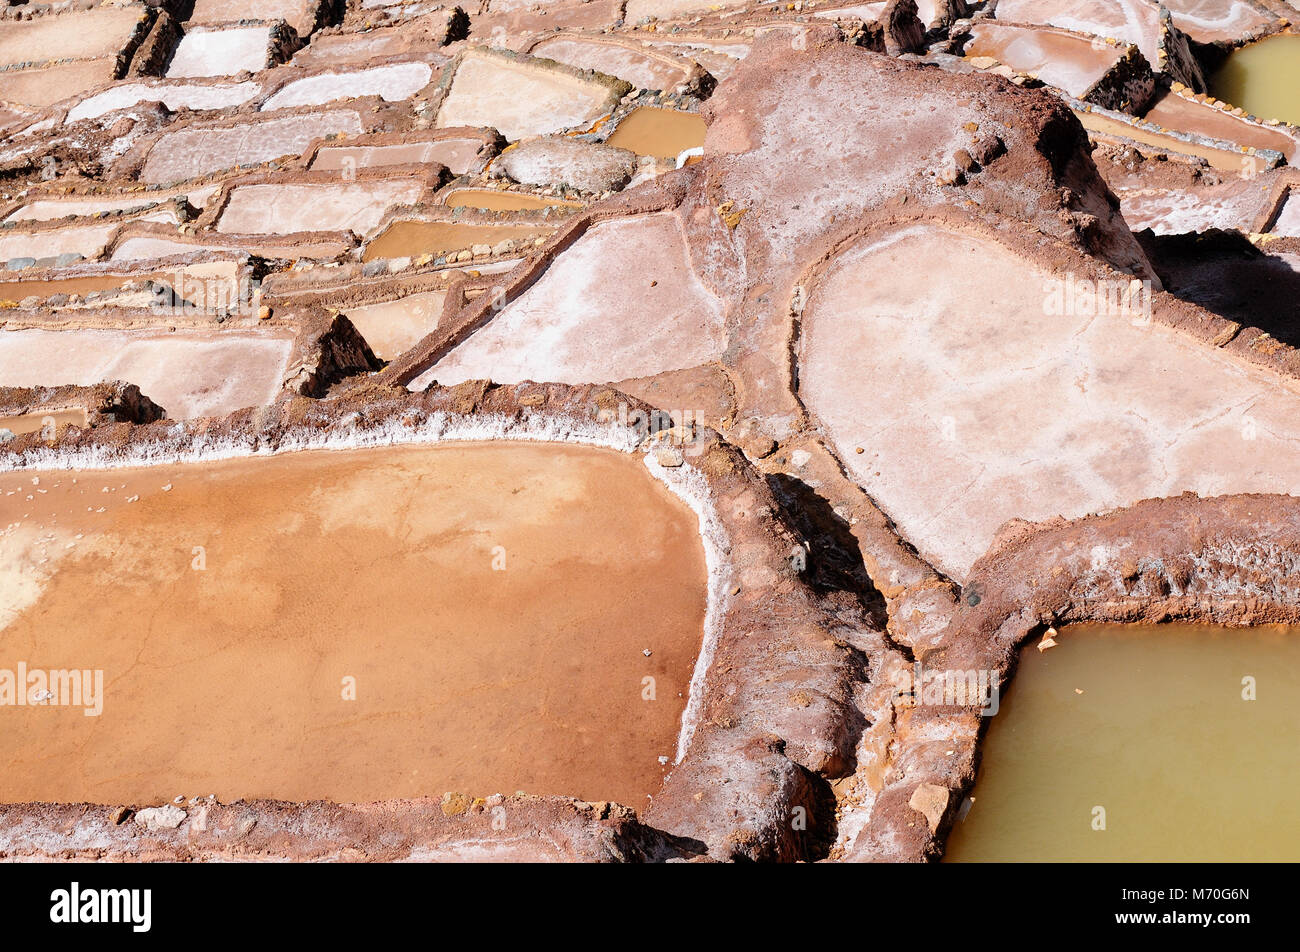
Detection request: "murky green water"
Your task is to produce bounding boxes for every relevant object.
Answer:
[945,623,1300,862]
[1210,34,1300,126]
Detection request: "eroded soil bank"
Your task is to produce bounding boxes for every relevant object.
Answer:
[0,441,707,809]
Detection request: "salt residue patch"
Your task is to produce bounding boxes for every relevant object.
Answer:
[215,180,425,234]
[412,213,727,388]
[437,53,616,140]
[0,223,117,262]
[165,27,274,79]
[1274,189,1300,237]
[6,186,222,224]
[801,224,1300,579]
[140,111,363,184]
[261,62,434,110]
[0,328,294,420]
[67,82,261,123]
[0,526,70,633]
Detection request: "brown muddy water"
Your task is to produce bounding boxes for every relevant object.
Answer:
[1210,34,1300,127]
[945,623,1300,861]
[0,441,707,808]
[440,188,581,212]
[605,107,707,159]
[0,408,88,436]
[362,220,549,261]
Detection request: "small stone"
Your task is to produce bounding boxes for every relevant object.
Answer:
[258,305,272,320]
[654,445,684,467]
[441,792,472,816]
[908,783,949,833]
[109,806,131,825]
[135,805,186,831]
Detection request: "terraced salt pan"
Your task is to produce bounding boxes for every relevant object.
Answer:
[0,260,238,307]
[800,224,1300,580]
[1161,0,1277,44]
[625,0,748,18]
[216,180,425,235]
[362,221,548,261]
[0,61,118,110]
[311,138,485,175]
[344,290,447,359]
[639,41,741,79]
[1275,190,1300,237]
[292,29,422,66]
[1076,107,1272,174]
[0,223,118,262]
[111,236,235,262]
[5,185,222,223]
[967,23,1122,98]
[1119,180,1275,234]
[0,442,705,811]
[0,7,144,66]
[110,234,346,263]
[67,82,261,124]
[261,62,434,111]
[436,52,619,141]
[994,0,1163,69]
[1143,90,1300,163]
[946,624,1300,861]
[411,212,726,389]
[0,327,293,420]
[140,111,363,184]
[530,36,693,92]
[165,26,275,79]
[813,4,887,22]
[190,0,317,36]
